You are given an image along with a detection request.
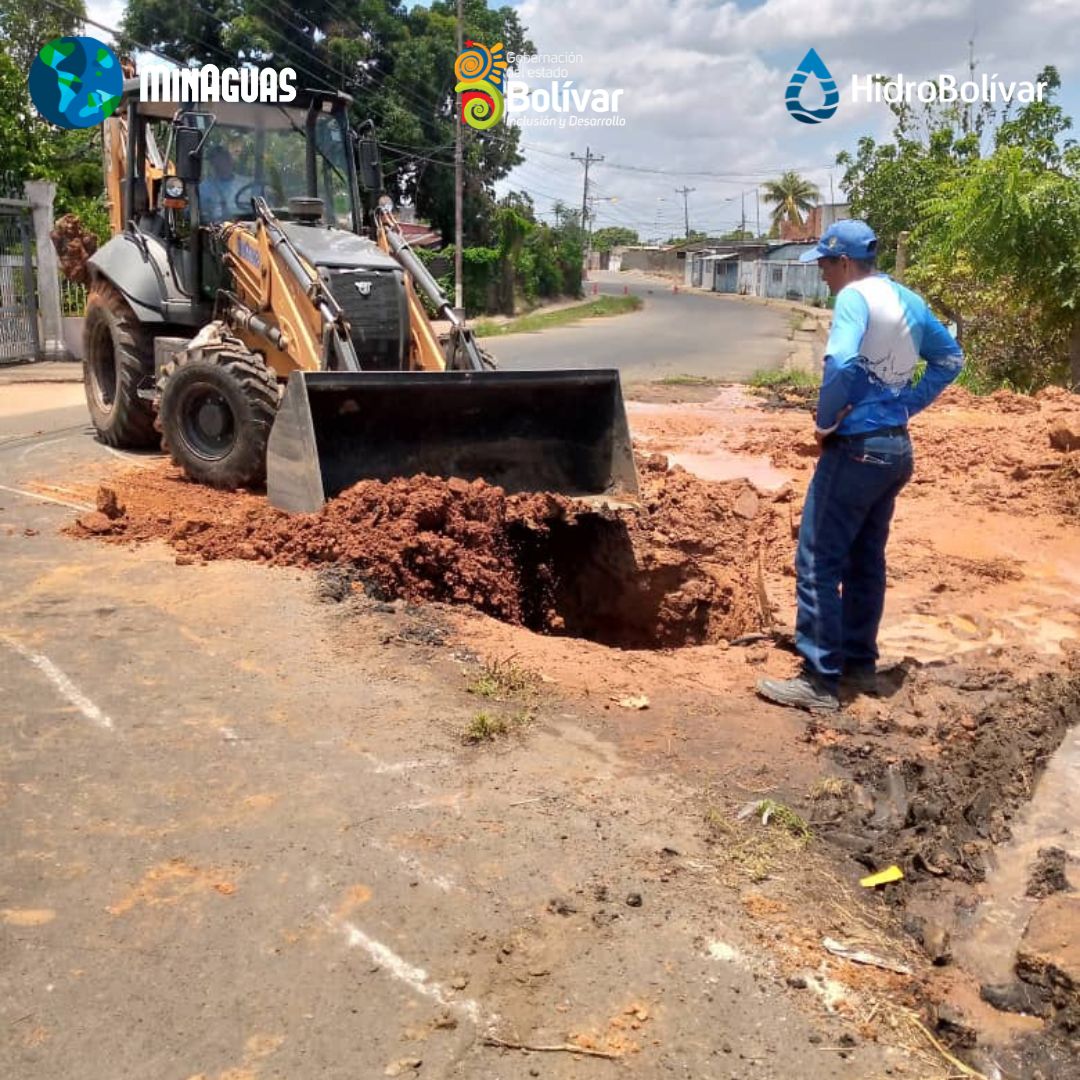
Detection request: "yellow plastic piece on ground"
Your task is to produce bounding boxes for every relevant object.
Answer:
[860,865,904,887]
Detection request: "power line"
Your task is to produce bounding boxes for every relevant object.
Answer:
[673,185,695,238]
[569,146,603,237]
[41,0,187,68]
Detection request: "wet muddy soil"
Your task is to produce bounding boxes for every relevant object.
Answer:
[62,381,1080,1077]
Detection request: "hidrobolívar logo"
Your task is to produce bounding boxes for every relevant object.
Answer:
[786,47,1048,124]
[29,37,122,129]
[852,73,1045,106]
[455,40,508,130]
[785,48,839,125]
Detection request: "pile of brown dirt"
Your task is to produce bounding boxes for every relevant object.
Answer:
[50,213,98,287]
[724,386,1080,521]
[68,455,790,648]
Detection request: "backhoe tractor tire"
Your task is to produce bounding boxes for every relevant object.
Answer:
[158,345,279,490]
[82,282,158,448]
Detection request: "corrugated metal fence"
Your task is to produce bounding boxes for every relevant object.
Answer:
[0,199,39,363]
[689,251,830,305]
[753,260,829,304]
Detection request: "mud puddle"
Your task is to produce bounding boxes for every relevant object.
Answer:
[954,725,1080,987]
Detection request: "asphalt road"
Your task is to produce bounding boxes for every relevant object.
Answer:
[492,272,791,382]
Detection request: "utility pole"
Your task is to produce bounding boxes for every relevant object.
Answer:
[453,0,463,310]
[755,186,761,238]
[740,189,746,235]
[674,186,695,238]
[966,34,977,136]
[571,147,604,266]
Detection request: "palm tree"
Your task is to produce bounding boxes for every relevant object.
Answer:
[761,172,821,233]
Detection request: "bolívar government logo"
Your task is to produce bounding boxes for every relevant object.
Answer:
[455,40,508,130]
[29,36,122,129]
[785,48,839,125]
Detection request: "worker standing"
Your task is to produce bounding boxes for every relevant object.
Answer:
[757,220,963,712]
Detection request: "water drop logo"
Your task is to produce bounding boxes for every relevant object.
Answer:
[454,40,508,130]
[785,48,839,124]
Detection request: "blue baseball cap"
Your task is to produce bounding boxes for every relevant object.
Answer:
[799,219,878,262]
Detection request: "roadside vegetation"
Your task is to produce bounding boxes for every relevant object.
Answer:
[466,656,539,700]
[749,368,820,390]
[473,295,642,337]
[462,657,539,744]
[656,373,725,387]
[461,709,533,744]
[836,66,1080,392]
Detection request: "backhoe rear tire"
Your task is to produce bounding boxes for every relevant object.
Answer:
[83,282,158,448]
[158,343,279,490]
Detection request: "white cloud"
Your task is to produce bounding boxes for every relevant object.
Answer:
[82,0,1080,238]
[84,0,126,46]
[501,0,1080,236]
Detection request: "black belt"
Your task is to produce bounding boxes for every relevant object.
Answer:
[832,425,908,442]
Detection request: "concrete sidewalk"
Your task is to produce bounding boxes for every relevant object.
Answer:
[0,360,83,384]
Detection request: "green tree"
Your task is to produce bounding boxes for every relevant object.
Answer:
[920,143,1080,386]
[836,130,973,272]
[0,50,44,180]
[0,0,109,240]
[840,64,1078,389]
[0,0,85,71]
[590,225,637,253]
[761,171,820,233]
[123,0,532,244]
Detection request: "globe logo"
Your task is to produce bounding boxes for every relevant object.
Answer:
[28,36,123,130]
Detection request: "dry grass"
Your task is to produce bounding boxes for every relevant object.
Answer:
[466,656,539,701]
[462,708,534,744]
[809,777,852,801]
[704,805,811,883]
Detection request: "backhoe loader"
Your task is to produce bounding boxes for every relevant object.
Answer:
[82,81,638,512]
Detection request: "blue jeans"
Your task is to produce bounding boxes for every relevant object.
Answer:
[795,431,914,683]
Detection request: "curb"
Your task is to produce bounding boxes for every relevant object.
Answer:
[0,361,84,385]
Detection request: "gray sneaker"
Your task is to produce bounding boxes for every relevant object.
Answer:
[756,672,840,712]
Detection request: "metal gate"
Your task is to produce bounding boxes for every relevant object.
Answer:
[0,199,40,363]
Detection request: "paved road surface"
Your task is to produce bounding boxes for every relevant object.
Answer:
[492,272,791,382]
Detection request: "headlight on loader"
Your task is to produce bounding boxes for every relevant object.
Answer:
[162,175,187,209]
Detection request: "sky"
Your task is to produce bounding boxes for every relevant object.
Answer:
[83,0,1080,240]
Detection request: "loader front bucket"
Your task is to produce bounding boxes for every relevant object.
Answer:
[266,369,640,513]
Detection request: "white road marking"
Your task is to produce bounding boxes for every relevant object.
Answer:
[396,792,464,817]
[1,636,114,730]
[362,752,447,774]
[101,445,154,467]
[19,438,72,460]
[0,482,93,512]
[368,839,460,893]
[338,919,490,1027]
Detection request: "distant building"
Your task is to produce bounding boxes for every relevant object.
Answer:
[778,202,850,242]
[393,204,442,248]
[684,238,829,304]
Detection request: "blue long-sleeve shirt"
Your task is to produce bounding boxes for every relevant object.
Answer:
[816,275,964,435]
